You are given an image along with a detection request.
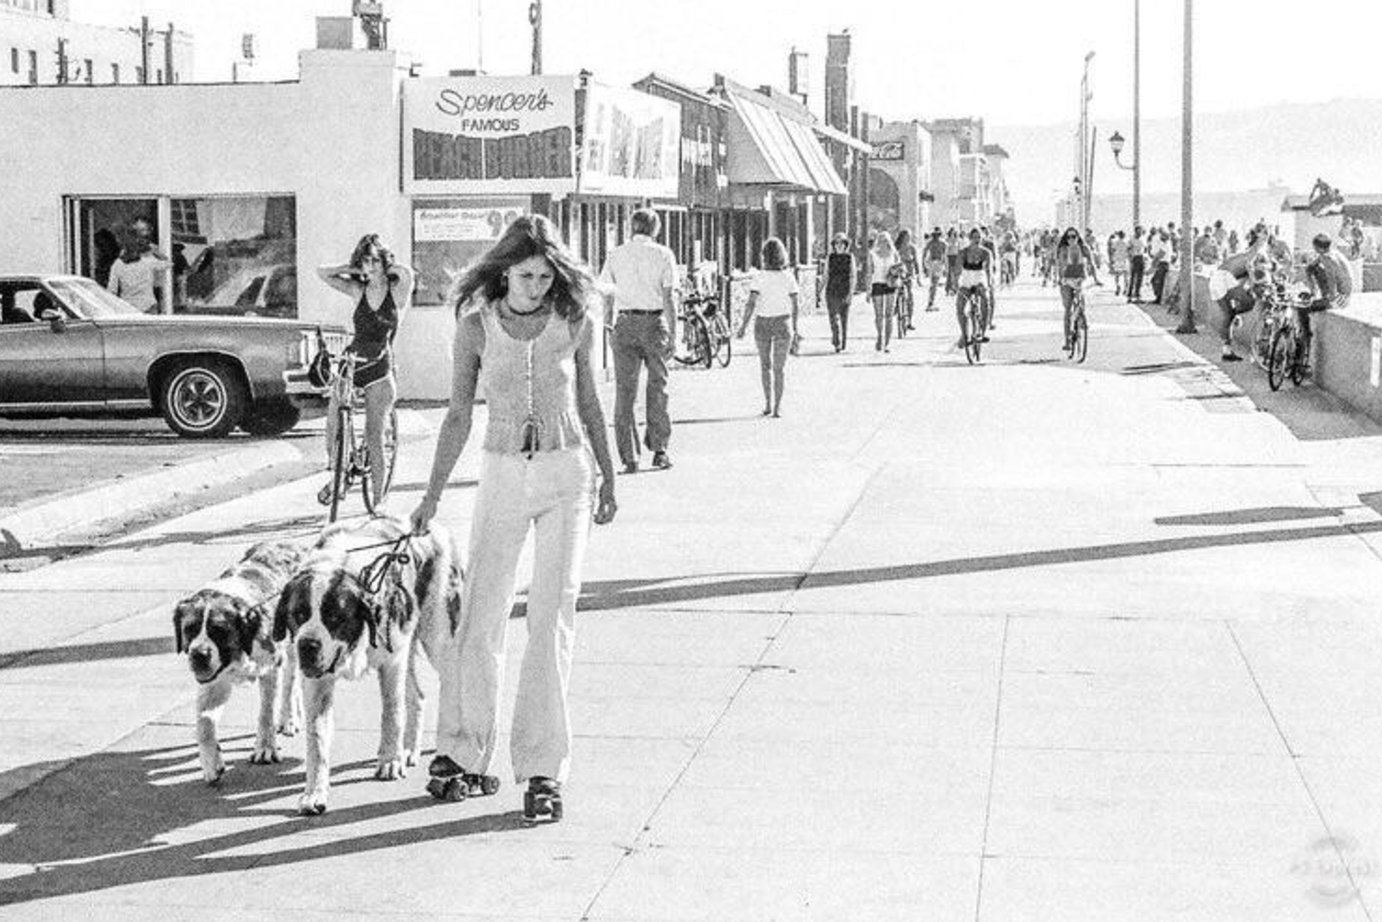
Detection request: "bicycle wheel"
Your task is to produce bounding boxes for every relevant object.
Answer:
[673,314,710,367]
[1072,310,1089,363]
[1266,327,1292,391]
[1250,317,1273,369]
[711,313,732,367]
[964,305,981,364]
[361,407,398,516]
[1289,335,1306,387]
[327,406,351,523]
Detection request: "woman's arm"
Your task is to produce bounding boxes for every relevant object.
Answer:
[410,314,482,533]
[737,291,759,337]
[574,317,617,525]
[317,263,361,297]
[789,291,800,335]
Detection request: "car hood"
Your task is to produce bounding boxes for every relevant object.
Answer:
[92,315,348,335]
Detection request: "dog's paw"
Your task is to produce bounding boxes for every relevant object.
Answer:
[297,791,329,816]
[201,749,226,786]
[374,757,408,781]
[276,715,301,738]
[404,749,420,768]
[249,741,281,765]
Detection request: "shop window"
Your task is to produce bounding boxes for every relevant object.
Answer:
[135,66,144,84]
[110,63,119,84]
[27,50,37,84]
[82,59,91,84]
[10,48,17,74]
[410,198,526,307]
[170,196,298,317]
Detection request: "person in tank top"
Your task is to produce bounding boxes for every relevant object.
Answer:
[317,234,414,508]
[411,214,617,819]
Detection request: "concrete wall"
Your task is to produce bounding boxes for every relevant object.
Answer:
[870,121,932,240]
[1314,296,1382,422]
[0,49,454,400]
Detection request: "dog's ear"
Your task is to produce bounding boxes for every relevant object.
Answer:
[272,578,301,643]
[172,602,190,654]
[239,602,264,656]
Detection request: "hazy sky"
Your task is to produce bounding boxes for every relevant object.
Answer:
[71,0,1381,209]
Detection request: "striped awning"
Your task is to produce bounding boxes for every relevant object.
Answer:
[723,90,847,195]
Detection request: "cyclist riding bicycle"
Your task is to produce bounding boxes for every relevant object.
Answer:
[955,228,994,348]
[922,228,947,310]
[894,228,920,332]
[1054,226,1102,352]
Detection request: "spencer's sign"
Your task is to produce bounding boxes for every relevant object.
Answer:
[403,75,578,195]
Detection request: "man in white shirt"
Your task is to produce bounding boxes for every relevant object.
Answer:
[599,209,678,474]
[106,219,170,312]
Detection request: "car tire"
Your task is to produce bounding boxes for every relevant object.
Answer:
[159,359,248,439]
[239,401,302,437]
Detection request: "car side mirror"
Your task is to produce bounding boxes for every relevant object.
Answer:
[40,311,66,333]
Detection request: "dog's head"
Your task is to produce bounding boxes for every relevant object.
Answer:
[273,555,382,680]
[173,590,263,684]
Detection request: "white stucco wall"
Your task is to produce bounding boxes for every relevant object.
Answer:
[0,48,455,400]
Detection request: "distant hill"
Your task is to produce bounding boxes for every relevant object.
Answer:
[993,98,1382,224]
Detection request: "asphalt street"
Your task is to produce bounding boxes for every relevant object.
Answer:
[1,276,1381,920]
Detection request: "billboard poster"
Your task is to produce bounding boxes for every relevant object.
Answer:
[579,83,681,199]
[404,75,578,195]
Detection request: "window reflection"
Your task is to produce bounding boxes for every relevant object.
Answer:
[171,196,297,317]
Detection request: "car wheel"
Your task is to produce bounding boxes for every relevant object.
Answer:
[160,359,247,439]
[239,401,302,437]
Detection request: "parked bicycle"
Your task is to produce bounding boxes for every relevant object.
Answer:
[1246,279,1292,370]
[1266,292,1317,392]
[317,346,398,522]
[673,291,731,369]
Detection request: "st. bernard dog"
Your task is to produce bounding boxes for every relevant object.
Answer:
[273,516,460,815]
[173,541,307,785]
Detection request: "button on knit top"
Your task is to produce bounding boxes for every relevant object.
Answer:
[478,300,585,454]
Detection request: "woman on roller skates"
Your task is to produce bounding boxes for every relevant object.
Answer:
[411,215,618,823]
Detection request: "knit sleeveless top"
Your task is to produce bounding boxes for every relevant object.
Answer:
[477,300,585,455]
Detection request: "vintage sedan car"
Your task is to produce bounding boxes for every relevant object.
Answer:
[0,274,348,438]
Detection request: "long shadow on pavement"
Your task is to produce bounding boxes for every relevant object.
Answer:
[0,738,527,908]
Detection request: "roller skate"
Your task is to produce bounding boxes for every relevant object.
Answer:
[425,755,500,802]
[523,776,563,823]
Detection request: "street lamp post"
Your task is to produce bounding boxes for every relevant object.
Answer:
[1079,51,1095,229]
[1174,0,1195,334]
[1108,0,1141,232]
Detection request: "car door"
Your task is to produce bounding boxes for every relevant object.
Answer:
[0,282,106,408]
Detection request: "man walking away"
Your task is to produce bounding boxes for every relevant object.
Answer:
[1127,226,1146,303]
[601,209,678,474]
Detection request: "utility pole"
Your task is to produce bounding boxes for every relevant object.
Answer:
[529,0,542,75]
[1133,0,1141,230]
[55,37,69,84]
[139,15,150,84]
[164,22,175,84]
[1175,0,1196,334]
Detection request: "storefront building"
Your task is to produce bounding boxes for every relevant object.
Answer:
[0,48,684,399]
[632,72,729,289]
[867,119,933,240]
[710,74,846,276]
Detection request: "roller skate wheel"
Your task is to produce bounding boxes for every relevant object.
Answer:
[523,791,537,819]
[427,776,467,802]
[474,775,500,797]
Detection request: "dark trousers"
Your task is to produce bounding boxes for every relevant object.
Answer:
[1150,260,1170,303]
[1127,255,1146,301]
[826,292,851,350]
[612,313,670,465]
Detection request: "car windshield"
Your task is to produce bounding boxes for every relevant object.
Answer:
[47,278,144,319]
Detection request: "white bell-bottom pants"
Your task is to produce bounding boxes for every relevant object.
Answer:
[435,447,592,784]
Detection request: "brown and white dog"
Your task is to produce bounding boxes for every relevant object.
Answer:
[272,516,460,815]
[173,541,307,785]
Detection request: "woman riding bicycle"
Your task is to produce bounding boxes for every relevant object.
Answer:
[317,234,414,509]
[1054,226,1101,352]
[954,228,994,348]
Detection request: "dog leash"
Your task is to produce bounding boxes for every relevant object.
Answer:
[354,535,413,595]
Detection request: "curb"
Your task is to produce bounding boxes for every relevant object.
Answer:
[0,439,304,549]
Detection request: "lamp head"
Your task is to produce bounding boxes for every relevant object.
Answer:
[1109,131,1125,155]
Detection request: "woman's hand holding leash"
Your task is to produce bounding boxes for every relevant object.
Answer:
[410,494,438,535]
[593,479,617,525]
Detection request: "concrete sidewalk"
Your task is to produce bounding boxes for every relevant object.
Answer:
[2,276,1381,920]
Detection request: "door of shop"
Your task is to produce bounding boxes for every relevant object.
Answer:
[67,198,159,288]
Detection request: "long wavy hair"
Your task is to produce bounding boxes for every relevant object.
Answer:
[349,234,397,278]
[452,214,595,320]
